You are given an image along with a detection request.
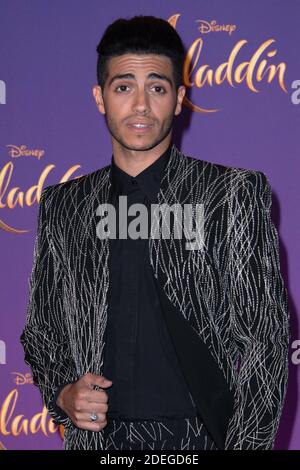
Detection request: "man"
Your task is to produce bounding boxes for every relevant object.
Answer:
[20,15,290,450]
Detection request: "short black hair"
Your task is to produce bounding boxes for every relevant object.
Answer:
[96,15,185,91]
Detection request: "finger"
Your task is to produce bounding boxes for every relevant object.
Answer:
[85,373,113,389]
[88,389,109,403]
[92,384,105,393]
[74,399,108,414]
[86,412,106,422]
[86,403,108,414]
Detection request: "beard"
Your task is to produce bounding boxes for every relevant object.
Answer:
[103,110,175,152]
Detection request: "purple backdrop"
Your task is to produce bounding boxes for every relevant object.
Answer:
[0,0,299,450]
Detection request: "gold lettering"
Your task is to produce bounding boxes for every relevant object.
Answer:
[29,407,49,435]
[11,415,28,436]
[169,15,287,113]
[0,388,60,440]
[183,38,219,113]
[0,163,82,233]
[0,389,17,436]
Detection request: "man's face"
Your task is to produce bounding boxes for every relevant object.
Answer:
[92,53,186,152]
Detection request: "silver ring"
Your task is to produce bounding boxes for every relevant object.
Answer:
[90,412,99,422]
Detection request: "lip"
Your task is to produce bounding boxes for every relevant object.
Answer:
[127,123,154,133]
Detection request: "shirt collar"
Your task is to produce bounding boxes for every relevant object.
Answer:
[110,142,173,203]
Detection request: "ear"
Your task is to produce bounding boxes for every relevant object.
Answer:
[174,85,186,116]
[92,85,106,115]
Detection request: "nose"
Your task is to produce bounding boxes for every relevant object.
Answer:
[132,87,150,115]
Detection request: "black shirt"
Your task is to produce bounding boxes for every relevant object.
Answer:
[103,142,198,420]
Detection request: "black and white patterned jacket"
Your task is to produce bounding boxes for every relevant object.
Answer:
[20,143,290,450]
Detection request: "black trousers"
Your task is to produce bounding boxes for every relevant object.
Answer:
[103,415,219,450]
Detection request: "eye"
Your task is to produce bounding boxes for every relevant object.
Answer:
[115,85,130,92]
[152,85,166,94]
[114,84,166,94]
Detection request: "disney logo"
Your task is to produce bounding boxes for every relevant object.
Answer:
[11,372,33,385]
[6,144,45,160]
[196,20,236,35]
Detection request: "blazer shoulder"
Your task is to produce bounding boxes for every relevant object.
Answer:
[184,151,269,187]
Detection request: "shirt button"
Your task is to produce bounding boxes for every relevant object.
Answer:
[131,179,137,185]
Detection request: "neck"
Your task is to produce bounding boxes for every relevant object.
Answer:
[111,137,172,177]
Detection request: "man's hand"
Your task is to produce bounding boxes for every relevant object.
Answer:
[56,373,113,431]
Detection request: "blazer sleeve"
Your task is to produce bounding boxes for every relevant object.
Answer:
[224,171,290,450]
[20,187,78,429]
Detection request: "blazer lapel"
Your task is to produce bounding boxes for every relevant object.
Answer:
[62,166,111,376]
[148,143,234,450]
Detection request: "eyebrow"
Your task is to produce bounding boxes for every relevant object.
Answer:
[108,72,173,88]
